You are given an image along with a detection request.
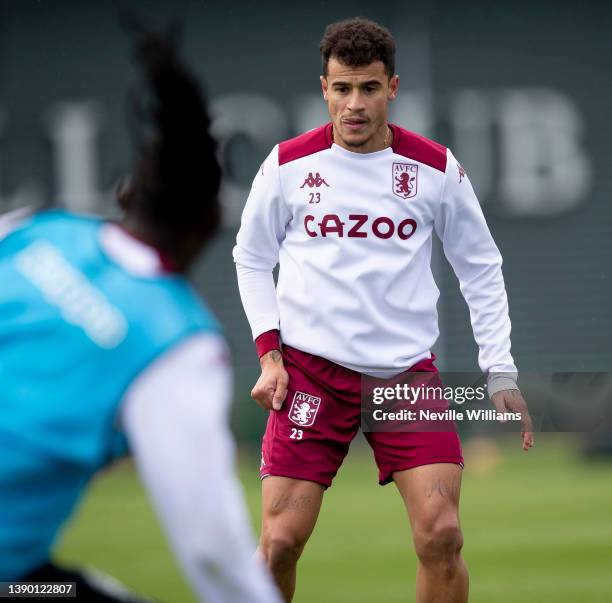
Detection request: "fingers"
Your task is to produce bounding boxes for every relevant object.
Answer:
[520,407,534,435]
[514,395,534,451]
[251,370,290,411]
[250,384,273,410]
[492,390,536,451]
[522,430,535,451]
[272,372,289,411]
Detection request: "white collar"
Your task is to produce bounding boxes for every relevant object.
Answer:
[99,223,165,277]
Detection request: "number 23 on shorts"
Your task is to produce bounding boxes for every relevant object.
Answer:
[290,428,303,440]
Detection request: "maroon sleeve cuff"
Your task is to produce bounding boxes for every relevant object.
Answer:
[255,329,281,358]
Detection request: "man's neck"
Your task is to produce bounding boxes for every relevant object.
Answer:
[333,124,392,154]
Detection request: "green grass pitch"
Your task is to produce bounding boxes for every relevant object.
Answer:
[56,435,612,602]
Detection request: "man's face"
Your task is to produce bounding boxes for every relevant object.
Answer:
[321,57,399,153]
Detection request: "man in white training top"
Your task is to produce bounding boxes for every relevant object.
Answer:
[234,16,534,603]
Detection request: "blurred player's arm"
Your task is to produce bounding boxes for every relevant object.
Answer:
[120,333,282,603]
[233,147,290,410]
[434,150,533,450]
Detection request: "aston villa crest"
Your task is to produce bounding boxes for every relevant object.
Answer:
[393,163,418,200]
[288,391,322,427]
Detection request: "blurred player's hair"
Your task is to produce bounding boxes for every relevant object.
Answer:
[119,22,221,251]
[320,17,395,78]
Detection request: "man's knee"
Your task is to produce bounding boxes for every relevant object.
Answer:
[414,517,464,567]
[261,532,306,573]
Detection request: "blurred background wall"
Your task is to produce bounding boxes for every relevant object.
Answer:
[1,0,610,440]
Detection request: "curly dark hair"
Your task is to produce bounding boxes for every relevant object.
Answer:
[319,17,396,78]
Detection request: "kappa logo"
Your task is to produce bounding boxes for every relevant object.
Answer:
[288,391,322,427]
[300,172,330,188]
[457,162,466,183]
[393,163,418,199]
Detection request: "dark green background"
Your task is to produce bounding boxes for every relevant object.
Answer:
[1,0,610,440]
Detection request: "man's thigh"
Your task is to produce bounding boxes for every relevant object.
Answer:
[261,476,325,546]
[393,463,463,533]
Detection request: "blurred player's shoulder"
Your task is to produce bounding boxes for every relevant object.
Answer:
[278,124,333,166]
[389,124,447,173]
[0,207,34,241]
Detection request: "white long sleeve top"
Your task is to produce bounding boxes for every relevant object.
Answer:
[233,123,518,392]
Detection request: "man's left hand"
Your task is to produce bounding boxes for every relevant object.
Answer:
[491,389,535,452]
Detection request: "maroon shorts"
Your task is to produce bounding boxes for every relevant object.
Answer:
[260,346,464,488]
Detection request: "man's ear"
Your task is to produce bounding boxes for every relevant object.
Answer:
[320,75,328,101]
[388,75,399,101]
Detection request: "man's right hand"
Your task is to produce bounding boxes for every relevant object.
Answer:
[251,349,289,411]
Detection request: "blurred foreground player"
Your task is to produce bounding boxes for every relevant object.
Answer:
[234,17,534,603]
[0,29,281,603]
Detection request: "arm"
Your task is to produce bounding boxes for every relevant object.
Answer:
[233,146,289,340]
[434,149,517,391]
[121,334,282,603]
[434,150,533,450]
[233,147,290,410]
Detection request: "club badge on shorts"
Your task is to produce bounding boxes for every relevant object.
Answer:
[288,391,322,427]
[393,162,418,199]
